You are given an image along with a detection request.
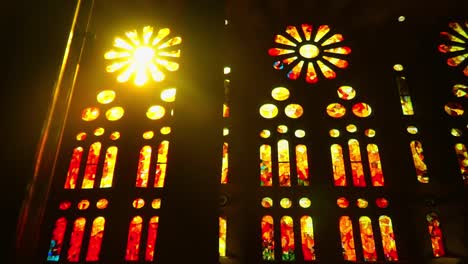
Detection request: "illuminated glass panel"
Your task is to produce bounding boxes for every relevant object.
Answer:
[367,144,384,186]
[337,197,349,208]
[326,103,346,118]
[439,22,468,77]
[145,216,159,261]
[81,107,100,121]
[143,131,154,139]
[260,129,271,138]
[349,139,365,187]
[221,142,229,184]
[85,217,105,262]
[280,216,295,261]
[339,216,356,261]
[337,85,356,100]
[96,90,116,104]
[329,129,340,138]
[161,88,176,102]
[46,217,67,262]
[352,103,372,117]
[444,102,464,116]
[82,142,102,189]
[76,132,86,141]
[59,201,71,210]
[331,144,346,186]
[136,146,152,187]
[454,143,468,184]
[260,104,278,119]
[94,127,104,136]
[277,125,288,133]
[133,198,145,209]
[452,84,468,98]
[295,129,305,138]
[357,198,369,208]
[261,197,273,208]
[365,129,376,138]
[376,198,389,208]
[426,212,445,257]
[261,215,275,261]
[219,216,227,257]
[359,216,377,261]
[299,198,311,208]
[100,146,117,188]
[77,200,90,210]
[154,141,169,188]
[296,144,310,186]
[160,126,171,135]
[105,106,124,121]
[96,199,108,209]
[410,140,429,183]
[280,198,292,209]
[451,128,462,137]
[284,104,303,118]
[146,105,165,120]
[152,199,161,209]
[67,217,86,262]
[223,104,230,118]
[278,140,291,186]
[110,131,120,140]
[271,87,290,101]
[300,216,315,260]
[260,145,273,186]
[407,126,418,134]
[379,216,398,261]
[64,147,83,189]
[125,216,143,261]
[396,76,414,115]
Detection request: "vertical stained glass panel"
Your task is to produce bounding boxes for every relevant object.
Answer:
[396,76,414,115]
[85,217,105,262]
[454,143,468,184]
[67,217,86,262]
[367,144,384,186]
[359,216,377,262]
[349,139,366,187]
[379,216,398,261]
[261,215,275,260]
[136,146,152,187]
[331,144,346,186]
[296,145,310,186]
[100,146,118,188]
[219,216,227,257]
[221,142,229,184]
[300,216,315,260]
[64,147,83,189]
[260,145,273,186]
[47,217,67,262]
[280,216,295,261]
[339,216,356,261]
[125,216,143,261]
[278,140,291,186]
[410,141,429,183]
[154,141,169,187]
[82,142,102,189]
[426,213,445,257]
[145,216,159,261]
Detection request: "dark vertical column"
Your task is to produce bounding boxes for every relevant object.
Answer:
[157,0,224,263]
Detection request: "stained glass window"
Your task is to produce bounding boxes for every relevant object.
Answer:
[395,76,415,115]
[67,217,86,262]
[379,215,398,261]
[85,217,106,261]
[64,147,83,189]
[280,216,295,261]
[125,216,143,261]
[278,140,291,186]
[145,216,159,261]
[219,216,227,257]
[296,144,309,186]
[359,216,377,261]
[100,146,118,188]
[454,143,468,184]
[331,144,346,186]
[154,141,169,188]
[136,146,152,187]
[46,217,67,262]
[300,216,315,260]
[82,142,102,189]
[348,139,366,187]
[261,215,275,260]
[260,144,273,186]
[410,140,429,183]
[367,144,384,186]
[339,216,356,261]
[426,212,445,257]
[221,142,229,184]
[439,21,468,77]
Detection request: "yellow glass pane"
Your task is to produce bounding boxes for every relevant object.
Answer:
[285,104,304,118]
[147,105,166,120]
[96,199,108,209]
[393,64,404,71]
[261,197,273,208]
[132,198,145,209]
[453,84,468,97]
[337,86,356,100]
[259,104,278,119]
[299,44,319,58]
[223,66,231,74]
[271,87,290,101]
[444,102,464,116]
[357,198,368,208]
[94,127,105,136]
[364,129,376,138]
[161,88,176,102]
[285,25,302,42]
[274,34,296,47]
[280,198,292,208]
[327,103,346,118]
[277,125,288,133]
[407,126,418,134]
[346,124,357,133]
[76,132,87,141]
[219,217,227,257]
[160,126,171,135]
[96,90,116,104]
[451,128,462,137]
[82,107,100,121]
[143,131,154,139]
[260,129,271,138]
[299,197,311,208]
[295,129,305,138]
[110,131,120,140]
[223,128,229,136]
[151,198,161,209]
[105,107,124,121]
[329,129,340,137]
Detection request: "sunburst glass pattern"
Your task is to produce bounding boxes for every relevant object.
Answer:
[438,21,468,77]
[268,24,351,84]
[104,26,182,86]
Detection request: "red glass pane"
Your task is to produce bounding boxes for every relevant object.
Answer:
[46,217,67,262]
[359,216,377,261]
[154,141,169,187]
[85,217,105,261]
[296,145,309,186]
[100,146,118,188]
[300,216,315,260]
[367,144,384,186]
[426,213,445,257]
[82,142,102,189]
[125,216,143,261]
[331,144,346,186]
[280,216,295,261]
[379,216,398,261]
[339,216,356,261]
[145,216,159,261]
[136,146,152,187]
[261,215,275,260]
[349,139,366,187]
[67,217,86,262]
[64,147,83,189]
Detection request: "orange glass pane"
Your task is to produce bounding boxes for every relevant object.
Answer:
[301,24,312,41]
[145,216,159,261]
[454,143,468,184]
[316,60,336,79]
[81,107,100,121]
[300,216,315,260]
[274,34,297,47]
[223,103,230,118]
[426,213,445,257]
[365,129,376,138]
[352,102,372,117]
[85,217,106,262]
[296,145,310,186]
[337,197,349,208]
[337,86,356,100]
[305,62,318,83]
[260,145,273,186]
[76,132,87,141]
[136,146,152,187]
[323,46,352,55]
[125,216,143,261]
[219,217,227,257]
[110,131,120,140]
[261,197,273,208]
[322,33,343,46]
[314,25,330,42]
[152,199,161,209]
[322,56,348,68]
[100,146,117,188]
[326,103,346,118]
[453,84,468,98]
[280,216,295,261]
[268,47,295,56]
[96,199,108,209]
[349,139,366,187]
[285,25,302,42]
[82,142,102,189]
[64,147,83,189]
[59,201,71,210]
[287,61,304,80]
[47,217,67,262]
[284,104,304,118]
[221,142,229,184]
[154,141,169,188]
[261,215,275,260]
[379,216,398,261]
[339,216,356,261]
[367,144,384,186]
[444,102,464,116]
[359,216,377,261]
[67,217,86,262]
[77,200,90,210]
[133,198,145,209]
[278,140,291,187]
[410,141,429,183]
[331,144,346,186]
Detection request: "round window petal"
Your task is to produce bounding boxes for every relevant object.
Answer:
[285,104,304,118]
[97,90,116,104]
[337,86,356,100]
[147,105,166,120]
[327,103,346,118]
[352,102,372,117]
[444,102,464,116]
[82,107,100,121]
[271,87,290,101]
[106,106,124,121]
[259,104,278,119]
